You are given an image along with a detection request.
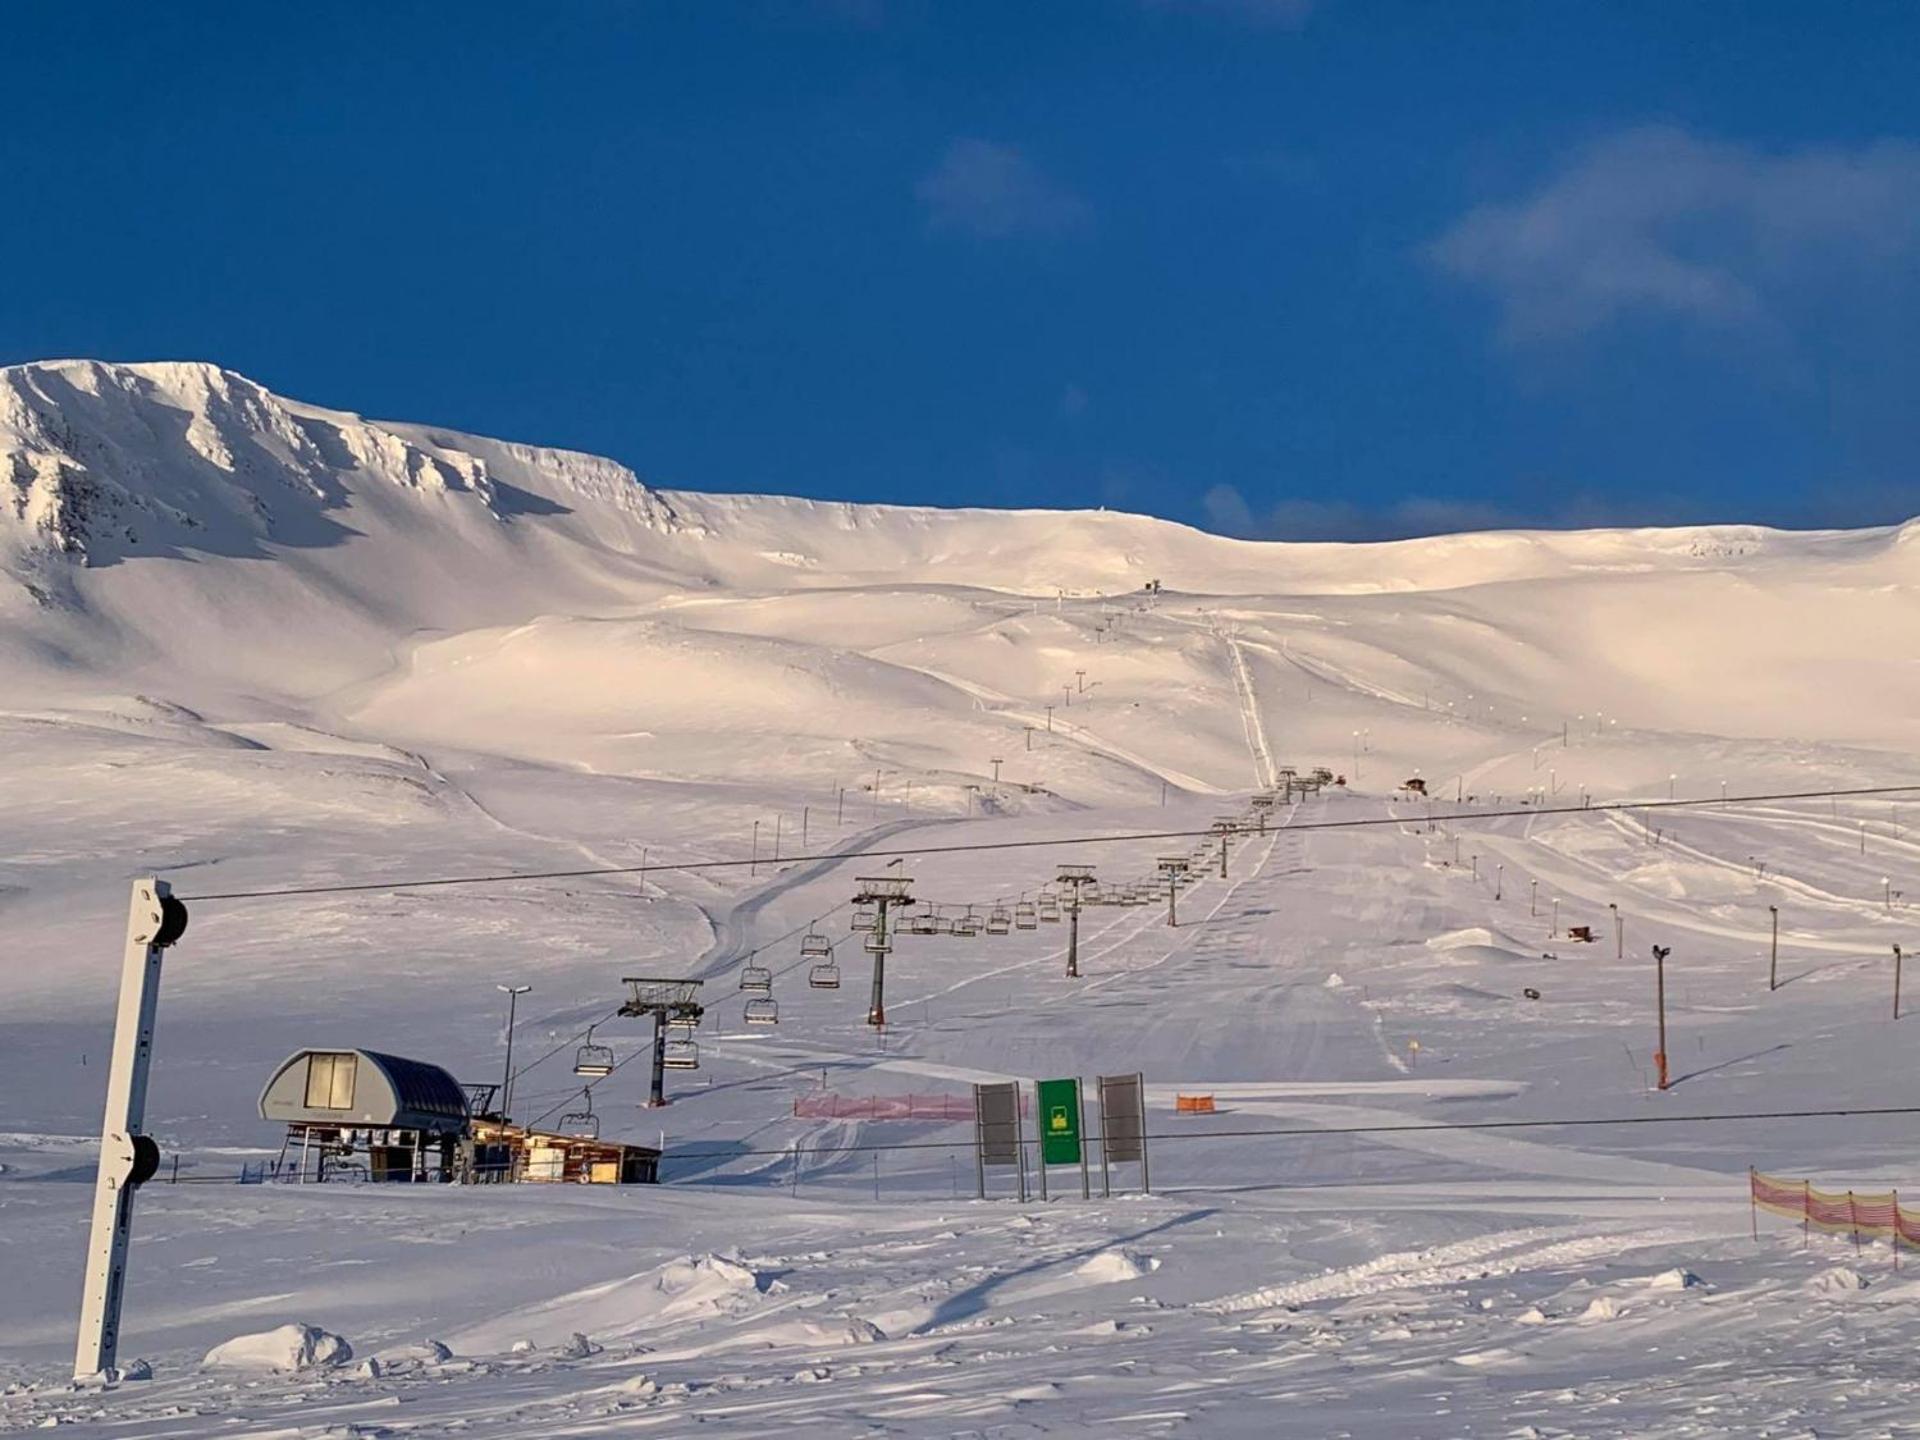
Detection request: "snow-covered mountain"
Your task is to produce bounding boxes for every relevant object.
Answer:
[3,358,1917,750]
[9,361,1920,1434]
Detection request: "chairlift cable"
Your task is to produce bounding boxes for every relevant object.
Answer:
[179,784,1920,903]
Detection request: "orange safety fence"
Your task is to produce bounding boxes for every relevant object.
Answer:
[1750,1168,1916,1263]
[1175,1094,1217,1114]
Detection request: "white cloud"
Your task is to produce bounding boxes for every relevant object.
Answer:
[916,140,1090,239]
[1432,127,1920,343]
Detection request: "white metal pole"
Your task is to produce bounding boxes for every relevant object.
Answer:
[75,878,186,1380]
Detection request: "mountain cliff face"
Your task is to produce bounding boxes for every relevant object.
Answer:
[11,359,1903,606]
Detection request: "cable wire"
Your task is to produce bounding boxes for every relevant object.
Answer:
[655,1101,1920,1164]
[178,783,1920,903]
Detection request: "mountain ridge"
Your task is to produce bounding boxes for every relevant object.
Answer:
[8,359,1907,600]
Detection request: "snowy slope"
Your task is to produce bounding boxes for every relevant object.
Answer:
[5,360,1920,1436]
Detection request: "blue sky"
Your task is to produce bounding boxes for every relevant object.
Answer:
[7,2,1919,537]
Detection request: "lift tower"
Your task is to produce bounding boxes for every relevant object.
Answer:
[853,874,914,1026]
[619,978,705,1108]
[1055,865,1098,977]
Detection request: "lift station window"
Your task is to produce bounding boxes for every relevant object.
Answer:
[304,1052,357,1110]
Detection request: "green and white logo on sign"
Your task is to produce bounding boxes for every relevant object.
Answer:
[1037,1077,1081,1165]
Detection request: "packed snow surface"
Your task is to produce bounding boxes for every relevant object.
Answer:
[4,361,1920,1435]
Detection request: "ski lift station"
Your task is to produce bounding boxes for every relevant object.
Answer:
[259,1047,659,1186]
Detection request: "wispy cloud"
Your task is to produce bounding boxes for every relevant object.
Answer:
[1432,126,1920,343]
[916,140,1090,239]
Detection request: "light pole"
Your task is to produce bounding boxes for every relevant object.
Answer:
[1495,863,1504,901]
[1652,945,1672,1090]
[1609,901,1622,959]
[1530,878,1538,916]
[1668,773,1676,801]
[1885,877,1894,912]
[1769,904,1780,991]
[496,983,531,1119]
[1045,704,1055,732]
[751,820,760,876]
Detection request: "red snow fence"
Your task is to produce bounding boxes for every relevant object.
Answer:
[792,1091,1010,1122]
[1750,1167,1919,1262]
[1175,1094,1217,1114]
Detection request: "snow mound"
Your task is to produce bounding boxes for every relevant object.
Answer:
[1074,1249,1161,1284]
[1646,1267,1704,1292]
[1323,971,1347,989]
[1578,1296,1620,1322]
[1808,1266,1870,1294]
[1427,927,1500,951]
[714,1317,886,1352]
[202,1323,352,1372]
[449,1253,770,1353]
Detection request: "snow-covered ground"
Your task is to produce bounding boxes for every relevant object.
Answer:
[5,361,1920,1435]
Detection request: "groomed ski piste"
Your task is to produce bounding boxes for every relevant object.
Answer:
[6,361,1920,1436]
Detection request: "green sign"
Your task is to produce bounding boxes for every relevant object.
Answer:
[1037,1077,1082,1165]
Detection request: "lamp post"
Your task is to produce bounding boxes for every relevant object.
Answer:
[496,984,531,1119]
[1652,945,1672,1090]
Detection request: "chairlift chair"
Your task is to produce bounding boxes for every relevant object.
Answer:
[800,931,832,959]
[560,1090,600,1140]
[910,907,940,935]
[808,957,842,989]
[573,1026,616,1078]
[663,1037,700,1070]
[739,960,773,993]
[863,931,892,953]
[851,904,878,933]
[744,994,780,1026]
[1014,900,1038,929]
[986,904,1012,936]
[954,908,981,938]
[667,1017,698,1042]
[1038,896,1061,923]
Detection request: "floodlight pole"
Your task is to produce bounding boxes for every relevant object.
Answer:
[75,878,188,1381]
[1652,944,1672,1090]
[496,984,530,1119]
[1769,905,1780,991]
[1895,945,1904,1021]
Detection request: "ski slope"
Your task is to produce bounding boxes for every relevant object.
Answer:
[4,360,1920,1436]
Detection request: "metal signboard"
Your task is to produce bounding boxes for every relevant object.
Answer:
[975,1082,1022,1166]
[1099,1073,1145,1162]
[1038,1078,1082,1165]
